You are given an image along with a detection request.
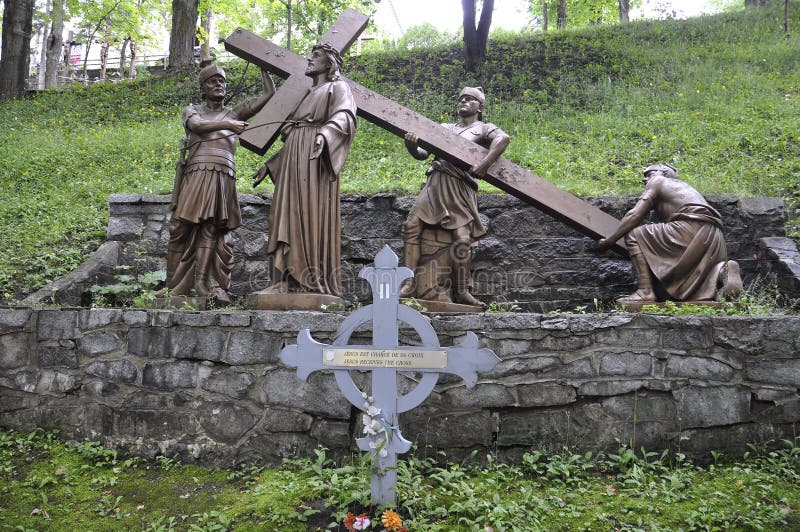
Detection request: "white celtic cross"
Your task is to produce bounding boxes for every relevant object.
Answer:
[280,246,500,505]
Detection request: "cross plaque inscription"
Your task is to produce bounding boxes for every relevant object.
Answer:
[224,12,626,253]
[280,246,501,505]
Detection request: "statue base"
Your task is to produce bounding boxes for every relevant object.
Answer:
[620,300,723,312]
[153,296,207,310]
[401,298,482,314]
[248,291,344,311]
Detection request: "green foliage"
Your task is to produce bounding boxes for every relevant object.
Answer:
[1,5,799,301]
[89,264,165,308]
[1,429,800,529]
[398,23,458,50]
[639,274,800,316]
[485,300,522,313]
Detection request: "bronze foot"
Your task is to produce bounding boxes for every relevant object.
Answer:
[718,260,743,300]
[616,289,656,304]
[456,290,485,308]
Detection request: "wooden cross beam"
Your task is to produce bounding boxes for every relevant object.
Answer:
[229,8,370,155]
[224,13,626,254]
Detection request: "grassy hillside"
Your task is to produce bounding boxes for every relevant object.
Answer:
[0,4,798,301]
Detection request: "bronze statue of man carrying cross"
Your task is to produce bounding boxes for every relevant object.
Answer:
[224,9,627,311]
[224,8,739,310]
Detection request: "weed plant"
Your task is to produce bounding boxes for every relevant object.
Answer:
[1,5,798,301]
[1,429,799,530]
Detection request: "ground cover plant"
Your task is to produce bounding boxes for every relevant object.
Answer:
[1,429,799,530]
[0,4,798,301]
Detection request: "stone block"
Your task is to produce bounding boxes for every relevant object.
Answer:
[199,402,258,444]
[533,333,594,352]
[517,382,576,406]
[37,345,78,368]
[77,331,123,358]
[172,312,217,327]
[569,314,636,333]
[107,216,143,241]
[0,309,32,334]
[739,196,784,222]
[200,370,254,399]
[261,407,314,433]
[665,355,734,381]
[310,419,352,448]
[0,393,38,412]
[36,310,77,340]
[538,357,595,379]
[596,327,660,348]
[226,331,283,365]
[0,333,29,369]
[662,327,713,350]
[674,385,750,429]
[239,431,317,463]
[493,339,531,357]
[711,317,765,355]
[262,369,350,419]
[443,383,514,409]
[142,361,197,389]
[253,312,342,334]
[115,409,198,439]
[497,409,576,446]
[602,394,677,422]
[35,370,81,394]
[85,360,138,384]
[755,397,800,423]
[580,380,647,396]
[599,352,652,377]
[238,230,269,258]
[78,309,123,330]
[218,313,252,328]
[402,409,494,448]
[489,355,561,378]
[123,310,149,326]
[1,370,40,392]
[83,381,121,398]
[744,359,800,387]
[171,328,226,361]
[127,327,172,358]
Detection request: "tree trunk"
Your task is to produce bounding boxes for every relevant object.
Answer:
[44,0,64,89]
[785,0,790,37]
[119,37,129,77]
[38,5,50,90]
[542,0,548,31]
[462,0,495,72]
[168,0,200,71]
[63,32,74,80]
[287,0,293,52]
[557,0,567,29]
[200,7,213,64]
[81,40,93,81]
[618,0,630,23]
[744,0,767,6]
[0,0,35,100]
[100,41,109,80]
[128,40,137,79]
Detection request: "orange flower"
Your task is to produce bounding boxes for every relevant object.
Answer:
[343,512,357,532]
[381,509,404,531]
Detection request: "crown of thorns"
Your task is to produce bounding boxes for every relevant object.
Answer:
[312,42,343,70]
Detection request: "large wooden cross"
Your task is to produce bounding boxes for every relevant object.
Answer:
[224,9,626,254]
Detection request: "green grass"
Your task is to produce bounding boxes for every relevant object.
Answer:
[0,4,798,301]
[1,429,799,530]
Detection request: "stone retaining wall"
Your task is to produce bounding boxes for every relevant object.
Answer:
[2,307,798,464]
[100,193,789,311]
